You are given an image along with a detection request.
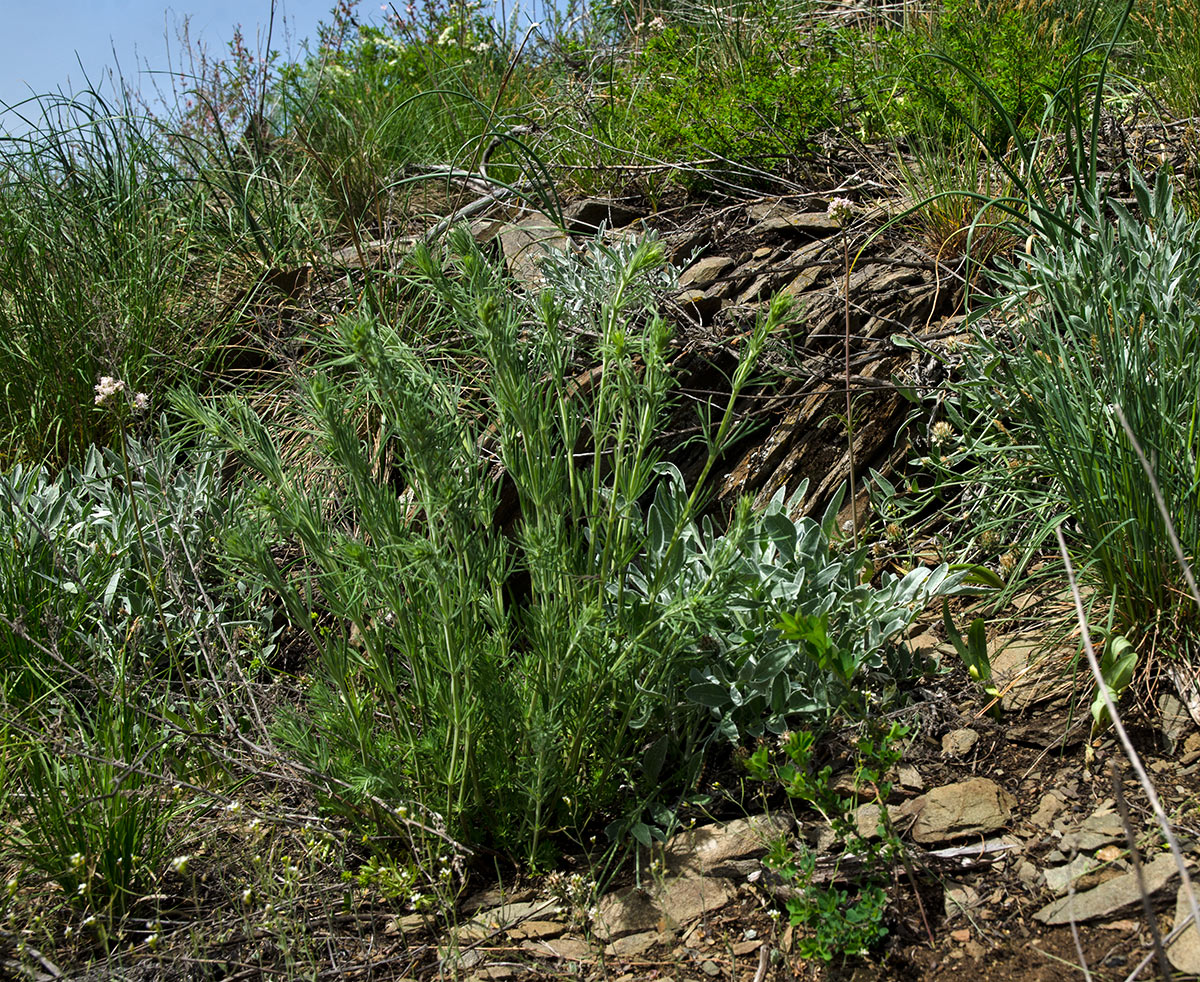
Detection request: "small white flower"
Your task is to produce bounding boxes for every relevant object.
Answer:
[826,197,854,227]
[69,852,85,870]
[132,392,150,412]
[170,855,190,875]
[241,886,254,904]
[931,420,955,444]
[93,376,125,406]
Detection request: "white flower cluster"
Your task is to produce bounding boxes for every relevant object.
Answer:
[826,196,854,227]
[93,376,149,412]
[93,376,125,406]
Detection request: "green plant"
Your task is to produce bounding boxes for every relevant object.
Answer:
[278,3,538,237]
[11,693,180,926]
[891,111,1021,274]
[858,0,1144,608]
[595,10,884,180]
[941,600,999,712]
[686,484,971,737]
[961,167,1200,652]
[176,226,790,862]
[1092,633,1137,731]
[750,721,909,961]
[1132,0,1200,122]
[893,0,1091,151]
[0,90,235,466]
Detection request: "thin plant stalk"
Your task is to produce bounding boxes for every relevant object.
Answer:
[842,226,857,549]
[1055,525,1200,946]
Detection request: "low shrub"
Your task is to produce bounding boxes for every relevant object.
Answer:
[596,9,886,177]
[178,227,789,862]
[892,0,1093,151]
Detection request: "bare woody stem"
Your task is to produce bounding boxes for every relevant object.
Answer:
[842,228,858,549]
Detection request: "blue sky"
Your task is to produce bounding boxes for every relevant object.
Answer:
[1,1,346,117]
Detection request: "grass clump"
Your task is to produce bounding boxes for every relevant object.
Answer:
[0,94,231,466]
[961,167,1200,651]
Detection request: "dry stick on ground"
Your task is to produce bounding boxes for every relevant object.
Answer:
[1112,763,1172,982]
[1125,913,1200,982]
[1056,526,1200,969]
[828,198,859,547]
[843,227,857,548]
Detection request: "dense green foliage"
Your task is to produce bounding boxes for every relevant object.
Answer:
[1,0,1198,970]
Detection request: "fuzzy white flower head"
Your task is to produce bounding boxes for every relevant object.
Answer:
[826,197,854,227]
[132,392,150,412]
[93,376,125,406]
[170,855,191,875]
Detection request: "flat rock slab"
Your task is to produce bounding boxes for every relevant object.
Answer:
[750,211,840,235]
[1168,884,1200,973]
[1044,855,1100,895]
[1034,852,1180,924]
[522,935,592,961]
[603,929,672,958]
[506,919,566,940]
[944,881,980,920]
[497,212,570,291]
[593,875,737,941]
[563,198,644,235]
[1060,808,1124,853]
[458,899,557,940]
[989,635,1070,711]
[662,813,791,875]
[1030,792,1066,828]
[678,255,735,290]
[902,777,1016,844]
[942,728,979,757]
